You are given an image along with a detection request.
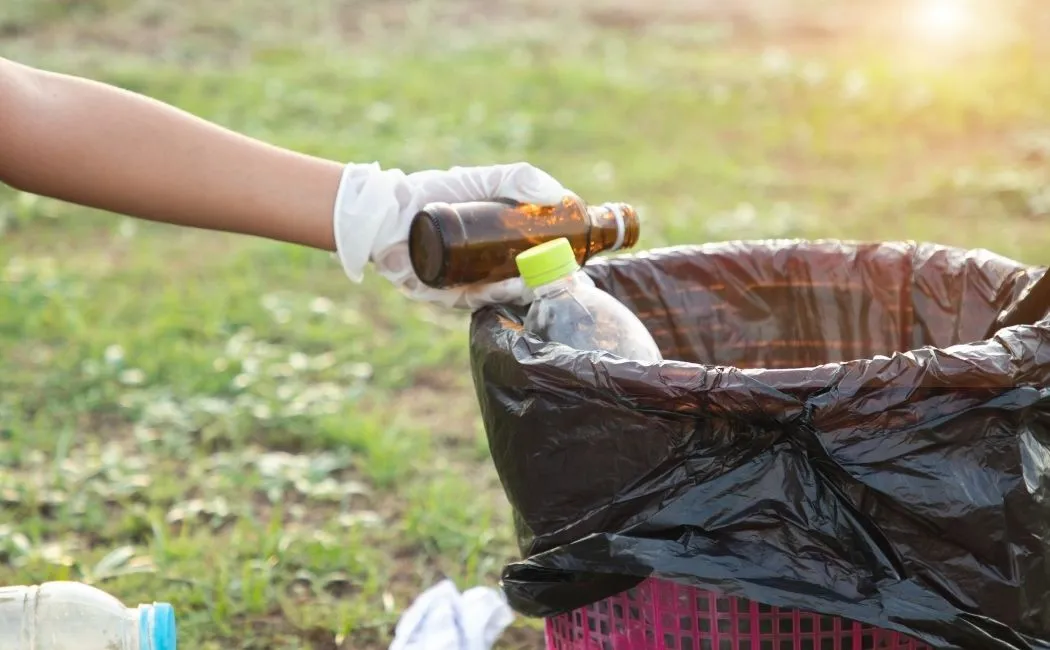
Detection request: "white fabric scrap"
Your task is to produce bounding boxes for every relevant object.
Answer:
[389,579,515,650]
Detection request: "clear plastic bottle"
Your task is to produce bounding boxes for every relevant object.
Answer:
[0,581,177,650]
[515,237,663,362]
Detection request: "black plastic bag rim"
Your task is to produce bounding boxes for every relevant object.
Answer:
[473,243,1050,425]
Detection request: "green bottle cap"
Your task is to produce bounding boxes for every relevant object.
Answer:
[515,238,581,289]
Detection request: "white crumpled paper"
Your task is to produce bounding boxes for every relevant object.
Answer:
[389,579,515,650]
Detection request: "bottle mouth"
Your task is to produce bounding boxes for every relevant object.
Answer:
[599,202,641,251]
[139,603,177,650]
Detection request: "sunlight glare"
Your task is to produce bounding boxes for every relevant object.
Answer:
[913,0,975,41]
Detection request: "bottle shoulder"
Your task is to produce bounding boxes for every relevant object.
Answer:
[523,273,663,362]
[525,279,598,333]
[0,582,130,621]
[0,582,138,650]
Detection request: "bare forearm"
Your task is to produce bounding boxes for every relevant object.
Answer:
[0,58,340,251]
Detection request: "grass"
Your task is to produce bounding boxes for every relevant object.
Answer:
[2,1,1050,648]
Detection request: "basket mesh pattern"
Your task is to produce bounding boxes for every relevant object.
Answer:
[545,578,930,650]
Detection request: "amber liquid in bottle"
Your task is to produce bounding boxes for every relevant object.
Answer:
[408,195,640,289]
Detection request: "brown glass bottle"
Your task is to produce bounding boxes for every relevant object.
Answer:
[408,195,640,289]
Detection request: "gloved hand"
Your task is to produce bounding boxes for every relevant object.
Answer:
[332,161,571,310]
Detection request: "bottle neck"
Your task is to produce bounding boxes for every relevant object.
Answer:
[530,272,584,299]
[124,607,144,650]
[586,203,639,256]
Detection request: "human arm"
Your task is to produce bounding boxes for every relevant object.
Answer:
[0,57,571,309]
[0,56,341,251]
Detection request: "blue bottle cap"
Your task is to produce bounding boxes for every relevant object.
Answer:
[139,602,177,650]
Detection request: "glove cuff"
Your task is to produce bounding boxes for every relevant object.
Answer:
[333,162,401,283]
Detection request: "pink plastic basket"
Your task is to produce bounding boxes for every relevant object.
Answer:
[545,578,931,650]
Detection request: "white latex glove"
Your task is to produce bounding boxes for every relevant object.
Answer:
[332,161,571,310]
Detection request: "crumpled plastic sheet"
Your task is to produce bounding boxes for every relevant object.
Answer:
[469,240,1050,650]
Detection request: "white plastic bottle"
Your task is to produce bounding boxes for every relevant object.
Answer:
[0,581,177,650]
[515,237,663,362]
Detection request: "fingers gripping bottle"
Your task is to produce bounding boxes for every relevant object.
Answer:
[515,237,663,362]
[0,581,177,650]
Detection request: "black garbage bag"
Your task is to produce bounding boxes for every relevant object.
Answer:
[468,240,1050,650]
